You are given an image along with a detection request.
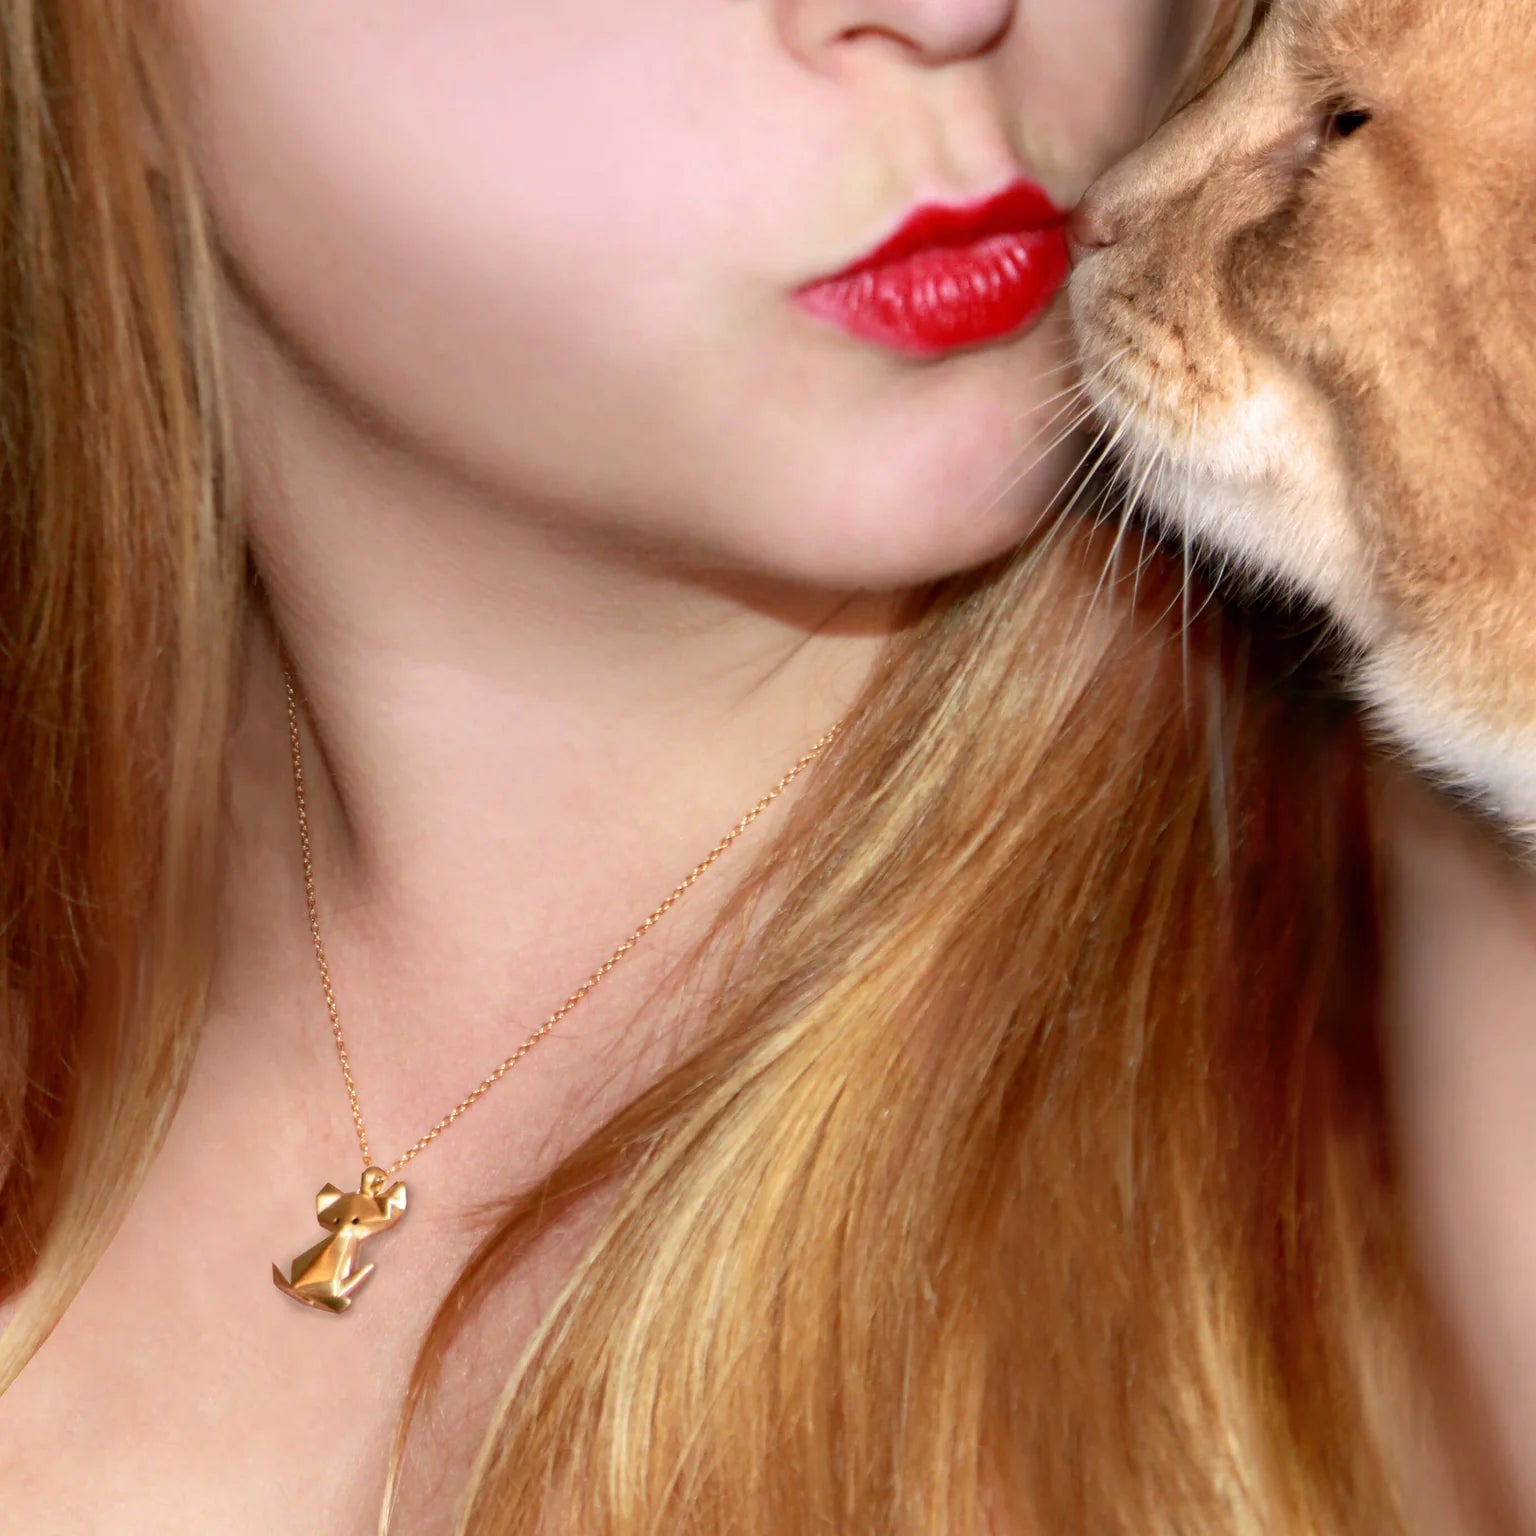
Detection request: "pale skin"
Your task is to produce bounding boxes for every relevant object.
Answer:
[1373,771,1536,1536]
[0,2,1214,1529]
[0,1,1523,1533]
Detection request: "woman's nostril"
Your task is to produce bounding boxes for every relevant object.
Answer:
[778,0,1015,70]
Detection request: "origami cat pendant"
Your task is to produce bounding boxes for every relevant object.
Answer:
[272,1166,408,1314]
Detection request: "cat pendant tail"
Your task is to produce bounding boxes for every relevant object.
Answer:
[272,1167,408,1314]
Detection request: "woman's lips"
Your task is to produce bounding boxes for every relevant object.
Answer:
[794,180,1070,357]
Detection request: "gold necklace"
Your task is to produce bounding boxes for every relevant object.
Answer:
[271,664,837,1314]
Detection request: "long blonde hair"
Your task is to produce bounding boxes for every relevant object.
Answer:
[1,4,1437,1531]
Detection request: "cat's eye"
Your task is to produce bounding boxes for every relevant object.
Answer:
[1323,104,1373,141]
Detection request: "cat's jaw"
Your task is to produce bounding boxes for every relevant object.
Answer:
[1071,314,1384,638]
[1067,0,1536,853]
[1077,340,1536,852]
[1360,649,1536,853]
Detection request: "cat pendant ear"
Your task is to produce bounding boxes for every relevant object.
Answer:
[316,1183,347,1221]
[381,1181,407,1218]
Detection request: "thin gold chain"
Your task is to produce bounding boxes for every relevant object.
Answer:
[284,666,837,1177]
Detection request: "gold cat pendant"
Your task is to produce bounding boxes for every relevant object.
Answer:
[272,1167,408,1314]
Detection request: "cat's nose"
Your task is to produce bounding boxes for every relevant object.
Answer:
[1067,196,1120,262]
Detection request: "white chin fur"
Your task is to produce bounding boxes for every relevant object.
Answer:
[1086,373,1383,640]
[1361,650,1536,849]
[1092,375,1536,852]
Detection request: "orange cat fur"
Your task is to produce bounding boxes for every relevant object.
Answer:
[1070,0,1536,837]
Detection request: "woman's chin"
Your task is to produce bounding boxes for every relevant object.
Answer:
[708,385,1084,592]
[719,311,1083,588]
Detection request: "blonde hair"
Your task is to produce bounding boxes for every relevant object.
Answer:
[1,3,1439,1531]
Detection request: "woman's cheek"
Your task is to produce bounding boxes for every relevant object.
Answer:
[180,0,1196,588]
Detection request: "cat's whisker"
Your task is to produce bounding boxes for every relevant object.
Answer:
[1056,417,1128,526]
[1005,345,1129,421]
[1180,511,1194,710]
[1020,357,1096,397]
[1017,383,1096,438]
[1033,474,1111,582]
[1019,417,1117,566]
[1024,356,1128,439]
[1069,423,1155,620]
[973,397,1102,522]
[1036,416,1135,589]
[1087,486,1130,613]
[978,345,1137,513]
[1018,389,1100,457]
[1095,444,1164,613]
[974,370,1108,494]
[1185,546,1226,629]
[1131,454,1168,610]
[1002,346,1129,441]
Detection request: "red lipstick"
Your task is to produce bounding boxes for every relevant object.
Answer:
[795,180,1070,357]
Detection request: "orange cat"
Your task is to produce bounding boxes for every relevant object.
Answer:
[1070,0,1536,837]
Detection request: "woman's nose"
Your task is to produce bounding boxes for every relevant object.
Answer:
[772,0,1016,68]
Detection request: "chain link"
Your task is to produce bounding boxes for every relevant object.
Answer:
[284,665,837,1178]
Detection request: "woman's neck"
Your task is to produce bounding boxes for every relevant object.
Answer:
[247,516,888,930]
[219,308,901,1049]
[1373,765,1536,1532]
